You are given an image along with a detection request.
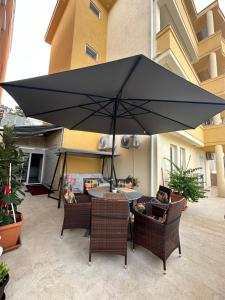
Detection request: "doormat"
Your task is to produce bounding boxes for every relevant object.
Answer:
[26,184,50,196]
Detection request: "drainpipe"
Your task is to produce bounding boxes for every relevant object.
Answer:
[150,0,157,195]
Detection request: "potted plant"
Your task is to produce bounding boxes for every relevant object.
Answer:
[0,261,9,300]
[125,175,139,189]
[0,126,25,252]
[165,158,205,209]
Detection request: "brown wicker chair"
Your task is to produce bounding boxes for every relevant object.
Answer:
[171,192,187,210]
[133,198,185,273]
[89,197,129,267]
[61,194,91,236]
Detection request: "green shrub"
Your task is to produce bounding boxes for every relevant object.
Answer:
[0,126,25,225]
[0,261,9,283]
[165,158,205,202]
[125,175,139,187]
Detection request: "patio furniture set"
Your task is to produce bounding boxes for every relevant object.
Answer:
[61,186,185,273]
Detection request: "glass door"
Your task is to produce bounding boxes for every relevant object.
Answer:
[28,153,44,184]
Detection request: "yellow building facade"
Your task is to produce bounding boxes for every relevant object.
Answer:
[45,0,225,196]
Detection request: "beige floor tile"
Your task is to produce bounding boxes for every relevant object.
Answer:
[2,190,225,300]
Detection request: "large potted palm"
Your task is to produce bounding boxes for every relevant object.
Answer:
[166,159,205,209]
[0,126,25,252]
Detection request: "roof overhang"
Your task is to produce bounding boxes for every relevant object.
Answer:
[172,131,204,147]
[14,125,63,137]
[45,0,69,45]
[45,0,117,45]
[57,147,119,158]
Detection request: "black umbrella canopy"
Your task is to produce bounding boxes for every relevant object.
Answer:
[1,54,225,136]
[2,54,225,191]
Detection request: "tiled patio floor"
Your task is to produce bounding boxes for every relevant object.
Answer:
[2,191,225,300]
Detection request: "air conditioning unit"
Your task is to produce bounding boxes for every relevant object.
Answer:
[206,152,214,160]
[121,135,140,149]
[99,135,115,150]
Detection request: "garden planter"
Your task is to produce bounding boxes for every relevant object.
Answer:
[0,274,9,300]
[170,193,187,210]
[0,213,24,253]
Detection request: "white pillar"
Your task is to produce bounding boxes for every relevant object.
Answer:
[215,145,225,197]
[206,10,214,36]
[156,1,161,34]
[209,52,218,79]
[208,52,221,124]
[205,159,211,188]
[213,114,222,125]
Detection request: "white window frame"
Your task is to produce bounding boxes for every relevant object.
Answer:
[180,147,186,168]
[85,44,98,61]
[170,144,178,172]
[89,0,101,19]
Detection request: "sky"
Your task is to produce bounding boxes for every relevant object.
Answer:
[2,0,57,107]
[2,0,225,108]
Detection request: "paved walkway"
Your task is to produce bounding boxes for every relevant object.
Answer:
[3,191,225,300]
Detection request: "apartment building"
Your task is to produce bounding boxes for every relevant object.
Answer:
[44,0,225,196]
[0,0,15,103]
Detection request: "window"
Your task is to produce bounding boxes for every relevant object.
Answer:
[1,0,7,6]
[85,44,98,61]
[1,10,6,32]
[170,144,177,172]
[180,147,186,168]
[89,0,100,18]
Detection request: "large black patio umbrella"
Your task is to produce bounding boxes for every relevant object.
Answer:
[1,55,225,191]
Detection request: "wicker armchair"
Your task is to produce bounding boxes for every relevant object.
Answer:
[133,198,185,273]
[61,194,91,236]
[89,197,129,267]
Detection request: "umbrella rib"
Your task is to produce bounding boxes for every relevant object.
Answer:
[1,83,112,100]
[119,111,150,118]
[81,106,110,117]
[70,100,113,130]
[87,95,112,116]
[26,100,110,117]
[116,55,142,98]
[122,100,195,129]
[118,100,149,117]
[119,101,150,135]
[126,98,225,106]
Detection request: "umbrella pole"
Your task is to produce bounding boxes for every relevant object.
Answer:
[110,99,118,192]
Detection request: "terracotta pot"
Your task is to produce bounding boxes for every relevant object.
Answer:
[170,193,187,210]
[0,213,24,251]
[0,274,9,300]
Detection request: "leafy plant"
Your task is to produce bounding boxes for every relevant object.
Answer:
[165,158,205,202]
[125,175,139,187]
[0,126,25,225]
[0,262,9,283]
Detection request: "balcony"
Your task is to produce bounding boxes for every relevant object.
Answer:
[157,25,199,84]
[198,31,225,59]
[159,0,198,62]
[201,74,225,100]
[203,124,225,151]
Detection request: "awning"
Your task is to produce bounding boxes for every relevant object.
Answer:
[57,147,119,158]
